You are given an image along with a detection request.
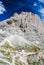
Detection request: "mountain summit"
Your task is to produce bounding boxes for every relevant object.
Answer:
[0,12,44,45]
[0,12,44,65]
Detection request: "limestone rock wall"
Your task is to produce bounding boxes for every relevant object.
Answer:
[0,12,44,46]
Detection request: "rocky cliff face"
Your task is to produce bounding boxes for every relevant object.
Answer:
[0,12,44,65]
[0,12,44,46]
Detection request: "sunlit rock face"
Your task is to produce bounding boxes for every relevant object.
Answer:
[0,12,44,65]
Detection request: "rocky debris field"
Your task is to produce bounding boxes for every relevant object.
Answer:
[0,12,44,65]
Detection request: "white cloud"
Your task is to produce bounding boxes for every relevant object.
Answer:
[39,0,44,3]
[33,3,37,6]
[0,1,6,14]
[39,8,44,16]
[39,8,44,21]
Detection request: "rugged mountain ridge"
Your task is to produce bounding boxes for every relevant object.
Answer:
[0,12,44,65]
[0,12,44,46]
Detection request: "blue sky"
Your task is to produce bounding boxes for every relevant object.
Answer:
[0,0,44,21]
